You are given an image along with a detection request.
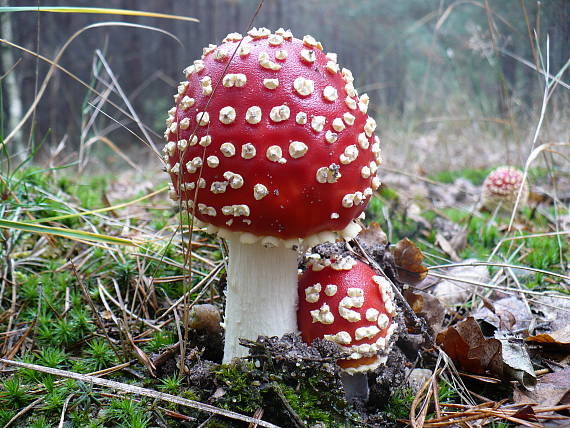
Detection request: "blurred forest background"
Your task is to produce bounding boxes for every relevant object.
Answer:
[1,0,569,171]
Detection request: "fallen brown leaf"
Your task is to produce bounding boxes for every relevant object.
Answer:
[435,232,461,262]
[404,289,445,333]
[515,367,570,409]
[527,325,570,349]
[437,317,503,376]
[393,238,428,285]
[358,222,388,246]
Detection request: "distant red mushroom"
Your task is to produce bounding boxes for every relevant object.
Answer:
[297,254,398,400]
[481,166,528,214]
[163,28,382,362]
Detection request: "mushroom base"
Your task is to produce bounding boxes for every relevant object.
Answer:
[223,235,299,363]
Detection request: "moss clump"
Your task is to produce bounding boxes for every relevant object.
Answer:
[209,335,363,426]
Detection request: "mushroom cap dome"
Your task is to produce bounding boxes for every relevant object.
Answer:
[163,28,382,247]
[481,166,528,213]
[297,255,397,374]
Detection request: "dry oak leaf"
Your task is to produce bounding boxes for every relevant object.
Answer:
[393,238,428,285]
[404,289,445,333]
[358,222,388,246]
[437,317,503,376]
[514,366,570,409]
[527,324,570,350]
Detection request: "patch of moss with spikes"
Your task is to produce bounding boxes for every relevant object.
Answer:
[209,335,364,427]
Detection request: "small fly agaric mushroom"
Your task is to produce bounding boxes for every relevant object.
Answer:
[163,28,382,362]
[297,254,398,401]
[481,166,528,214]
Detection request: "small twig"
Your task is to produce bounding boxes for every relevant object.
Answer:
[2,397,43,428]
[57,394,74,428]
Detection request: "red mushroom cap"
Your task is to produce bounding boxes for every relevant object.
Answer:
[163,28,382,248]
[481,166,528,212]
[297,255,397,374]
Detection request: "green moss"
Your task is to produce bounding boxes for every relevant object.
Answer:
[384,387,414,420]
[213,363,263,414]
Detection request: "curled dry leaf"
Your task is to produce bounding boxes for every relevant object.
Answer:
[393,238,428,285]
[473,296,534,332]
[404,289,445,333]
[437,317,537,387]
[437,317,503,376]
[358,222,388,246]
[527,325,570,350]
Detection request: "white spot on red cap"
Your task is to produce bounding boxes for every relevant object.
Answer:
[316,164,342,184]
[196,112,210,126]
[345,96,357,110]
[253,183,269,200]
[179,96,195,110]
[332,118,346,132]
[241,143,256,159]
[220,142,236,157]
[304,283,322,303]
[289,141,308,159]
[339,306,361,322]
[263,78,279,89]
[275,49,288,60]
[210,181,228,194]
[377,313,389,330]
[324,284,338,296]
[326,61,340,74]
[323,86,338,102]
[343,112,356,126]
[246,106,262,124]
[219,106,236,124]
[311,116,326,132]
[266,145,283,162]
[258,52,282,71]
[223,171,244,189]
[199,136,212,147]
[296,112,307,125]
[340,145,359,165]
[364,117,377,137]
[300,49,316,63]
[366,308,380,322]
[239,44,251,56]
[221,204,250,217]
[310,303,334,324]
[294,77,315,96]
[206,156,219,168]
[269,105,290,122]
[355,325,380,340]
[268,34,284,46]
[358,133,370,149]
[325,130,338,144]
[324,331,352,345]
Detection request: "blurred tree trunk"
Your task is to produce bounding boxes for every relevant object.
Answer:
[1,0,24,155]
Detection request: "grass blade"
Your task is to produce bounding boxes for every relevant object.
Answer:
[0,6,199,22]
[0,218,139,246]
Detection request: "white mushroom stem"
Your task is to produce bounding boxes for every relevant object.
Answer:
[223,235,299,363]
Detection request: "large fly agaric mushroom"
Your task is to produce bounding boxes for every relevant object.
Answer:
[163,27,382,362]
[297,254,398,401]
[481,166,528,214]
